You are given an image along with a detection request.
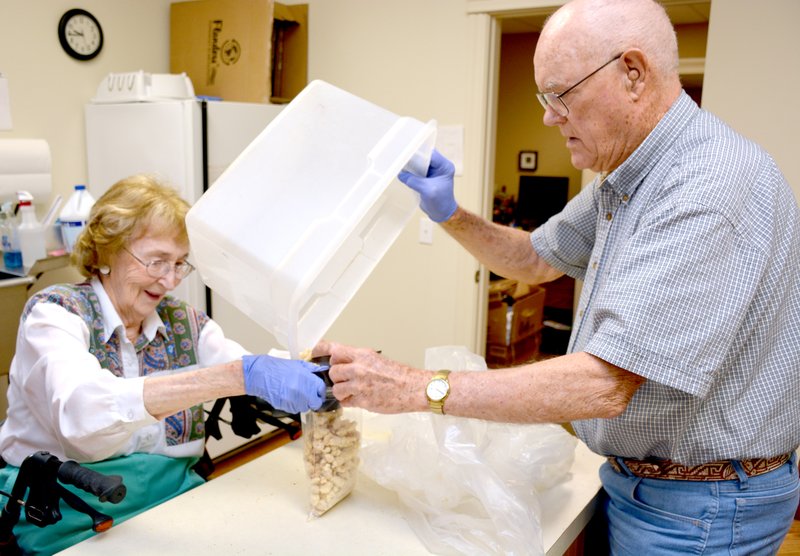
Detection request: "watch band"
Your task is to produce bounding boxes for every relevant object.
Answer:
[426,370,451,415]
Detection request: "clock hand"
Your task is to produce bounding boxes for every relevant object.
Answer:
[68,30,85,37]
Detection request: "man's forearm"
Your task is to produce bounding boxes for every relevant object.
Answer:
[441,207,562,284]
[443,352,644,423]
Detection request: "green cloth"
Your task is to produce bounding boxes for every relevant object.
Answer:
[0,453,204,555]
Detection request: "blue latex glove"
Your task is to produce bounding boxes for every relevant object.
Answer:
[242,355,325,414]
[398,149,457,223]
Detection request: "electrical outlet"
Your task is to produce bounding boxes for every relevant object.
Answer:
[418,217,434,245]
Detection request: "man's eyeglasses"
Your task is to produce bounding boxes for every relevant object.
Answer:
[536,53,623,117]
[124,247,195,279]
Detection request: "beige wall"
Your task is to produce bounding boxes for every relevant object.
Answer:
[676,23,709,58]
[306,0,478,367]
[1,1,173,200]
[2,0,799,372]
[1,0,175,289]
[702,0,800,201]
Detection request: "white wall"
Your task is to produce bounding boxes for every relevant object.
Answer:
[1,1,173,197]
[702,0,800,201]
[1,0,175,288]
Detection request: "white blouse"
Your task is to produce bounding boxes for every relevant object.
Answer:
[0,277,247,467]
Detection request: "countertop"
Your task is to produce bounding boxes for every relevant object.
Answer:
[59,435,604,555]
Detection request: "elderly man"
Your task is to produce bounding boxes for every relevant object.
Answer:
[319,0,800,553]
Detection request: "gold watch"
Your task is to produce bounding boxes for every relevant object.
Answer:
[425,370,451,414]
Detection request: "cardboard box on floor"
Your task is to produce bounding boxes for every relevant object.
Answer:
[486,279,545,355]
[170,0,308,104]
[486,334,541,367]
[486,281,545,367]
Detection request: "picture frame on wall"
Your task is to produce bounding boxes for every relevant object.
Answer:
[519,150,538,172]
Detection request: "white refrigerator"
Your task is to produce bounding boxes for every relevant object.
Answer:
[85,97,283,343]
[86,95,285,458]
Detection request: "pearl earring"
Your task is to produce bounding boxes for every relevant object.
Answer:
[99,266,110,275]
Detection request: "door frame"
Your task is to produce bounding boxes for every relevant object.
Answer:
[464,1,566,353]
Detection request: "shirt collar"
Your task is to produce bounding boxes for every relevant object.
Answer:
[602,91,699,199]
[90,276,167,345]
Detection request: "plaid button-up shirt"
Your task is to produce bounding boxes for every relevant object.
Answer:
[531,92,800,464]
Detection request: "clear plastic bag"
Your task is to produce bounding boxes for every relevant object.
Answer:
[359,346,577,555]
[302,407,361,518]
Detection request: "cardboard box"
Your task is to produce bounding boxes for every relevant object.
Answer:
[270,3,307,103]
[170,0,308,104]
[0,275,30,420]
[486,334,541,368]
[0,276,27,377]
[486,281,545,346]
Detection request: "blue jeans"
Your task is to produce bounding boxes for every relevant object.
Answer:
[599,454,799,555]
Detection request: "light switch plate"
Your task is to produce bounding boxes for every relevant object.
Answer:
[418,217,434,245]
[0,75,12,130]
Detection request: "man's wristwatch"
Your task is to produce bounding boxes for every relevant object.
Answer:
[425,370,451,414]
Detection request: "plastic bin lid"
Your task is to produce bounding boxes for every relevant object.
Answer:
[186,80,436,356]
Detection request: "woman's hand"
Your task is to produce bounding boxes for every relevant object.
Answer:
[242,355,326,413]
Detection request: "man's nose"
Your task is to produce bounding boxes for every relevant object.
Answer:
[542,105,566,126]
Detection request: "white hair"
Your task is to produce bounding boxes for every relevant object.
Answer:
[544,0,679,78]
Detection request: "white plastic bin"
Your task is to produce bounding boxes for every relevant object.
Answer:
[186,80,436,356]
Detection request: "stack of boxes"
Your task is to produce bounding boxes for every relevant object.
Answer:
[485,279,546,367]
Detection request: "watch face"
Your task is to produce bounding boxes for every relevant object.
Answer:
[426,378,449,402]
[59,9,103,61]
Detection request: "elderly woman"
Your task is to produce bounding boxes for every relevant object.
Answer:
[0,175,324,554]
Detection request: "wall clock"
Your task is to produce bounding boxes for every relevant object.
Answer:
[58,9,104,61]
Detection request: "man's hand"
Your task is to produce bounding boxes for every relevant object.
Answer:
[318,341,428,414]
[398,149,457,223]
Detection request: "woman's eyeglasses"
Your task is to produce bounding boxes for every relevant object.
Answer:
[123,247,195,279]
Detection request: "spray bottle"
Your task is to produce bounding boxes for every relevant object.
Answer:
[16,191,46,268]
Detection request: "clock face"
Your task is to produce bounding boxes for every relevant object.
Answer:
[58,9,103,61]
[426,378,449,401]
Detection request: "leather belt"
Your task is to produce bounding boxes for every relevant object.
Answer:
[607,453,792,481]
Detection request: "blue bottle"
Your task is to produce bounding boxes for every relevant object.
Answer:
[1,212,22,269]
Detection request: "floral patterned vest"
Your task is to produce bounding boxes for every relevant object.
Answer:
[23,283,210,446]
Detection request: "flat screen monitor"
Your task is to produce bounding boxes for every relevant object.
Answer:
[515,175,569,231]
